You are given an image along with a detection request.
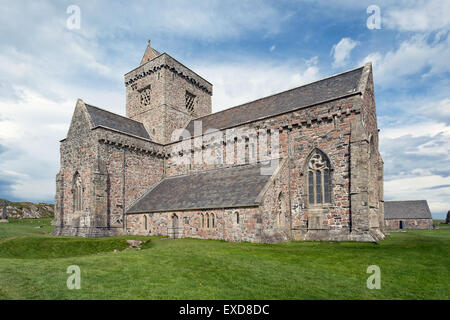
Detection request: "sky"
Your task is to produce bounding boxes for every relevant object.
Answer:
[0,0,449,219]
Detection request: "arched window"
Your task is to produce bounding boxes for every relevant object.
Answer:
[201,213,204,229]
[206,213,210,228]
[212,214,215,228]
[235,211,240,224]
[144,215,148,230]
[307,149,331,205]
[73,172,83,212]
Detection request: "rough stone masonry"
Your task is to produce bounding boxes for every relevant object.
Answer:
[52,42,385,242]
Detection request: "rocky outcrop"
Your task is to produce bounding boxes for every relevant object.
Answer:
[0,199,54,219]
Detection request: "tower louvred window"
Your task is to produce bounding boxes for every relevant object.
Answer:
[139,86,151,106]
[185,91,195,113]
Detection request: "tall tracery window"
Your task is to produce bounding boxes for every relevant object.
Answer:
[73,172,83,212]
[307,149,331,205]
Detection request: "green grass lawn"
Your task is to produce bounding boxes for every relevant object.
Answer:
[0,218,448,299]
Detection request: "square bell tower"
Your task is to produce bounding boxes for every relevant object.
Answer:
[124,41,213,144]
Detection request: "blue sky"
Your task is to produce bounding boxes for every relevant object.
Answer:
[0,0,449,218]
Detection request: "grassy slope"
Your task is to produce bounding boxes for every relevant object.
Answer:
[0,219,448,300]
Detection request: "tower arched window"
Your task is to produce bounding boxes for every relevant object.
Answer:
[307,149,331,205]
[73,172,83,212]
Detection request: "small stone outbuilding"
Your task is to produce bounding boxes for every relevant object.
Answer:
[384,200,433,230]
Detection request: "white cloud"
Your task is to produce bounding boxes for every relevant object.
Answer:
[194,59,321,112]
[361,33,450,87]
[385,175,450,219]
[69,0,293,42]
[379,116,450,219]
[383,1,450,32]
[331,37,359,68]
[270,45,276,52]
[0,90,74,201]
[381,121,450,140]
[418,98,450,123]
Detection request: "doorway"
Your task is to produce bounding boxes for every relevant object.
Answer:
[172,214,179,238]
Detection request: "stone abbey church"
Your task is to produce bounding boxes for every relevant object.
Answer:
[52,42,385,242]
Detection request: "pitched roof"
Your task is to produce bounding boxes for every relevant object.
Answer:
[185,66,364,135]
[84,104,151,140]
[140,41,161,65]
[384,200,432,220]
[127,163,272,213]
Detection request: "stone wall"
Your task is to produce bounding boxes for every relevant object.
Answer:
[258,158,291,242]
[126,207,262,242]
[164,94,374,241]
[53,100,101,236]
[385,219,432,229]
[53,102,165,237]
[96,128,165,232]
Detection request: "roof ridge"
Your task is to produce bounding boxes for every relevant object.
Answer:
[191,65,365,123]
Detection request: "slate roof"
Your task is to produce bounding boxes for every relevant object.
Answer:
[185,66,364,135]
[127,163,272,213]
[384,200,432,220]
[85,104,151,140]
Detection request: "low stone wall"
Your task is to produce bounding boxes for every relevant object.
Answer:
[385,218,432,230]
[126,207,263,243]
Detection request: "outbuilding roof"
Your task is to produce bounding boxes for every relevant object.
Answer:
[384,200,433,220]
